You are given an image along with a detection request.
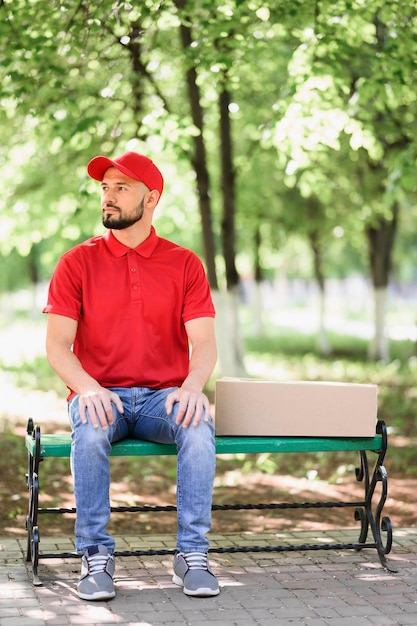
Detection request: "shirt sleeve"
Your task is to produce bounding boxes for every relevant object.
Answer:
[42,251,83,321]
[182,252,216,323]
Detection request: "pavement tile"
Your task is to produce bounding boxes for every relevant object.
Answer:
[1,529,417,625]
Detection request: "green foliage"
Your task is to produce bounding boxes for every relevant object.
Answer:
[1,0,417,367]
[0,249,32,291]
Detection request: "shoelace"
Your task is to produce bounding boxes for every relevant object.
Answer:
[87,553,112,575]
[182,552,209,570]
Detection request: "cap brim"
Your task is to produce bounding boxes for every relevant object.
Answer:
[87,156,118,181]
[87,156,139,182]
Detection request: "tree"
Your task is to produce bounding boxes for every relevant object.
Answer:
[269,0,417,359]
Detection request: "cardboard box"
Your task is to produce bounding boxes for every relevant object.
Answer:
[215,378,377,437]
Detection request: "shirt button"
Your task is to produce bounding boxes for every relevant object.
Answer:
[132,285,138,291]
[131,267,136,272]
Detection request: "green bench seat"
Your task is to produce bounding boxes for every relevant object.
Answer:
[26,431,385,458]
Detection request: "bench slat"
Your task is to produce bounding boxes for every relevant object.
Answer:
[25,432,383,458]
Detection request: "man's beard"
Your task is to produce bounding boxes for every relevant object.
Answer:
[102,198,145,230]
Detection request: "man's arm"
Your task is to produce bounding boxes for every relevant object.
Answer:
[45,313,123,429]
[165,316,217,428]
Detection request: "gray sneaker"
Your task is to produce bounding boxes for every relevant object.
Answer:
[172,551,220,596]
[77,545,115,601]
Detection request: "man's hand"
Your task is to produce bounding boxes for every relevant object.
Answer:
[78,387,124,430]
[165,386,211,429]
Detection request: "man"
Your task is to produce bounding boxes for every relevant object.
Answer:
[43,151,219,600]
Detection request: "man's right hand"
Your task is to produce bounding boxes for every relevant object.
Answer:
[78,388,124,430]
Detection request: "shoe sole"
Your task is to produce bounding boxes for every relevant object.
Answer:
[77,589,116,601]
[172,574,220,596]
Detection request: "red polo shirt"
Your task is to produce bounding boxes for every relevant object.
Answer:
[43,227,215,397]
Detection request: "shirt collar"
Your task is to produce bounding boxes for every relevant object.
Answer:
[104,226,159,258]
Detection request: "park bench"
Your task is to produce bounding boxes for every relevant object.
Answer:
[24,417,395,586]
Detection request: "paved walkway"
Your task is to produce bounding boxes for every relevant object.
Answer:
[1,528,416,626]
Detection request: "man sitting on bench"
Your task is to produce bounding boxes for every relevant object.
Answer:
[43,151,219,601]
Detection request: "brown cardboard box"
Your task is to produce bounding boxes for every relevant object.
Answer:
[215,378,377,437]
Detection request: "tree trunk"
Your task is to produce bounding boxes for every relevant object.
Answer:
[366,202,398,360]
[218,83,247,375]
[28,244,41,316]
[308,231,331,356]
[176,8,218,290]
[213,289,247,378]
[369,286,389,361]
[219,86,239,290]
[175,3,245,376]
[252,226,265,336]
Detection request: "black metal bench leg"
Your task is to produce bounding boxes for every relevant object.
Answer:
[363,462,394,571]
[354,450,371,545]
[354,421,396,572]
[26,475,41,585]
[25,420,42,585]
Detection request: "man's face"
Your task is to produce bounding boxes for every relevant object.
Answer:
[101,167,147,230]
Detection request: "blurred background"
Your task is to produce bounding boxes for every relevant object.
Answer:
[1,0,417,536]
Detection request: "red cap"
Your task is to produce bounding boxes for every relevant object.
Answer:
[87,151,164,196]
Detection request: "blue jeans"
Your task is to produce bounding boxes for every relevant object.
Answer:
[68,387,216,555]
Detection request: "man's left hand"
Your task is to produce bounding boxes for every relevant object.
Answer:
[165,387,211,429]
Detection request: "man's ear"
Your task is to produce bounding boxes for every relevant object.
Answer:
[146,189,161,207]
